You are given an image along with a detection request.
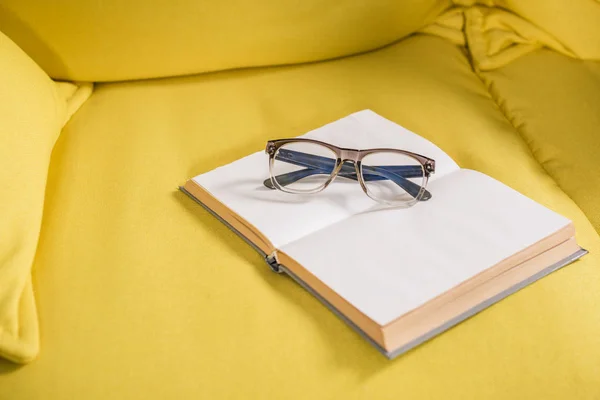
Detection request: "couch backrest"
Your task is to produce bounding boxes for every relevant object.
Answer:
[1,0,598,82]
[0,0,448,82]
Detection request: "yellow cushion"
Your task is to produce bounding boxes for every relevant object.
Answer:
[463,6,576,70]
[498,0,600,60]
[0,0,448,82]
[450,0,600,61]
[478,50,600,233]
[0,30,92,364]
[420,4,599,70]
[0,30,66,364]
[1,35,599,398]
[3,1,597,82]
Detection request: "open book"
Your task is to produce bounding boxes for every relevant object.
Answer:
[181,110,586,358]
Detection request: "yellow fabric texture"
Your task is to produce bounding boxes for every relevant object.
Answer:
[497,0,600,60]
[421,4,598,70]
[478,50,600,232]
[54,81,94,123]
[0,31,61,364]
[451,0,600,60]
[463,6,575,70]
[1,35,599,398]
[0,30,92,364]
[0,0,448,82]
[3,0,596,81]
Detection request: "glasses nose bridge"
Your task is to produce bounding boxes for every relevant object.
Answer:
[340,148,360,163]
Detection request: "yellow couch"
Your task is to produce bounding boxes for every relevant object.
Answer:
[1,0,599,398]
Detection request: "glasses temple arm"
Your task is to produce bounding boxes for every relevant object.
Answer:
[361,165,431,200]
[263,168,325,189]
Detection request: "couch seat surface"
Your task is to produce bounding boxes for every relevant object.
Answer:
[479,50,600,233]
[1,35,599,399]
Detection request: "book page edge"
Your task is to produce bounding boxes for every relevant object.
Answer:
[381,222,576,329]
[382,238,585,353]
[276,250,386,347]
[182,180,275,255]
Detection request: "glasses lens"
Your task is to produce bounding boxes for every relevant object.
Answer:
[271,141,338,193]
[360,151,425,205]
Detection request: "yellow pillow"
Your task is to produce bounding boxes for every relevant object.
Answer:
[0,31,91,363]
[0,0,447,81]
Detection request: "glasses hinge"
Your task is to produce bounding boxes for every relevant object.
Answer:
[266,142,276,156]
[424,161,435,175]
[265,251,282,273]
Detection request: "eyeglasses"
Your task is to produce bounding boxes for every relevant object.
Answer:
[263,138,435,207]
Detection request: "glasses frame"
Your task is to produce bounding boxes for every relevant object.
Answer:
[265,138,436,206]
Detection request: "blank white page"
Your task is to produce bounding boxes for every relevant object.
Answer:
[279,169,571,326]
[194,110,459,249]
